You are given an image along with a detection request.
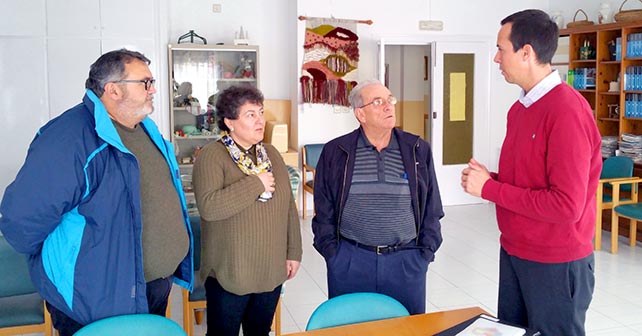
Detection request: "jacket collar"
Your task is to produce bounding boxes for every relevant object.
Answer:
[84,89,165,155]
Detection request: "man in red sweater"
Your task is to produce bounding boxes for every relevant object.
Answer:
[461,9,601,336]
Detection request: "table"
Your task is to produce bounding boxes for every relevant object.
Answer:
[284,306,487,335]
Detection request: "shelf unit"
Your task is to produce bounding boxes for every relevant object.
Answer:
[168,44,260,215]
[560,21,642,140]
[168,44,260,166]
[561,21,642,244]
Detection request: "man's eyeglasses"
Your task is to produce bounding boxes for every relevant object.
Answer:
[359,96,397,108]
[113,78,156,91]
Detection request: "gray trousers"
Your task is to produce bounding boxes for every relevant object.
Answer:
[498,248,595,336]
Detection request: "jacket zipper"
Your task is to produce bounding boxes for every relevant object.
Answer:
[337,145,350,238]
[413,140,421,244]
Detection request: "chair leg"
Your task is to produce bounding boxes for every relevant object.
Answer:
[594,209,602,251]
[611,211,619,254]
[194,310,204,325]
[302,191,307,219]
[272,298,281,336]
[181,288,194,336]
[630,219,638,247]
[44,301,53,336]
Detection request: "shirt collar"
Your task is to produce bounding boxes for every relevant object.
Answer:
[518,69,562,108]
[358,128,398,150]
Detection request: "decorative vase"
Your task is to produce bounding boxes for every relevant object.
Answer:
[599,3,612,24]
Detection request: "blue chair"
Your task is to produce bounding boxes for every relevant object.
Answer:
[595,156,640,253]
[305,292,409,331]
[610,172,642,253]
[181,216,205,336]
[301,143,324,218]
[0,236,52,336]
[74,314,186,336]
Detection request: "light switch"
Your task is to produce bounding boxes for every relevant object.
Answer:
[212,4,222,13]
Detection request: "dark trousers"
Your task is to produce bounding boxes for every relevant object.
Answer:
[498,248,594,336]
[204,277,281,336]
[326,240,429,315]
[47,276,173,336]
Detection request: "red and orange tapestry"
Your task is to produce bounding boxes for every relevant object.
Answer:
[300,18,359,108]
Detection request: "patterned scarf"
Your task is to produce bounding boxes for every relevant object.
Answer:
[220,131,273,202]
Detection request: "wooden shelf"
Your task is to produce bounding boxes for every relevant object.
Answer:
[598,117,620,122]
[572,59,597,63]
[599,91,621,95]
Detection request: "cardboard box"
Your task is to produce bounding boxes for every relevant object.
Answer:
[264,121,288,153]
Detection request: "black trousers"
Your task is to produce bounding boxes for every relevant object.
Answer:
[204,276,281,336]
[47,276,173,336]
[498,248,594,336]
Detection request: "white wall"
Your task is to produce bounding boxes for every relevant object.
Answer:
[296,0,550,172]
[1,0,567,200]
[0,0,164,197]
[550,0,612,27]
[167,0,293,101]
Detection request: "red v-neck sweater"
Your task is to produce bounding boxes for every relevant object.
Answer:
[482,83,602,263]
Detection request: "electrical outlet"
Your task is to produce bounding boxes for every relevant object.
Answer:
[212,4,222,13]
[419,20,443,31]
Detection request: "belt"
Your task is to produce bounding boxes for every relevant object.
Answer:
[340,236,420,255]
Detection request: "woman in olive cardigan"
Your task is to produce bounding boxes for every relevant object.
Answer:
[193,86,302,336]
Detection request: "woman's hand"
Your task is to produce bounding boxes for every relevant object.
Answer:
[286,260,301,280]
[257,172,275,193]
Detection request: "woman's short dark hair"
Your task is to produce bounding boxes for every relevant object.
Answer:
[215,85,264,132]
[501,9,559,65]
[85,49,150,97]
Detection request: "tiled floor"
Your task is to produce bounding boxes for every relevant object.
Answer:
[21,203,642,335]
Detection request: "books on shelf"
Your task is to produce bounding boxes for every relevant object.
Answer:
[602,135,618,158]
[619,133,642,163]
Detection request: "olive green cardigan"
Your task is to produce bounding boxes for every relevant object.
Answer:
[192,141,302,295]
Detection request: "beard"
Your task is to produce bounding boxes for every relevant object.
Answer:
[122,90,154,121]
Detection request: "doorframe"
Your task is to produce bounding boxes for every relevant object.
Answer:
[379,36,493,206]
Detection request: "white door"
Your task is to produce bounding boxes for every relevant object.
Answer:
[431,41,491,206]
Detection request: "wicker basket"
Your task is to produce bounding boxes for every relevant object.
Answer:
[567,9,595,28]
[615,0,642,22]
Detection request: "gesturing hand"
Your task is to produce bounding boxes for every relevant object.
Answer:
[461,158,491,198]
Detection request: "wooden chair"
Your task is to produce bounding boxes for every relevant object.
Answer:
[182,216,206,336]
[301,143,324,218]
[0,236,53,336]
[595,156,639,252]
[609,177,642,254]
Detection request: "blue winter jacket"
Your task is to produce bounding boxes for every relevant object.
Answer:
[0,90,194,325]
[312,127,444,261]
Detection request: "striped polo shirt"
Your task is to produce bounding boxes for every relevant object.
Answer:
[339,132,417,246]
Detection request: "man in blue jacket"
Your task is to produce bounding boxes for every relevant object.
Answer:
[312,79,443,314]
[0,49,194,335]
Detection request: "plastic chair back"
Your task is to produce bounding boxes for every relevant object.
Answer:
[189,216,202,270]
[306,292,409,331]
[303,144,324,169]
[0,236,36,297]
[74,314,186,336]
[602,156,634,191]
